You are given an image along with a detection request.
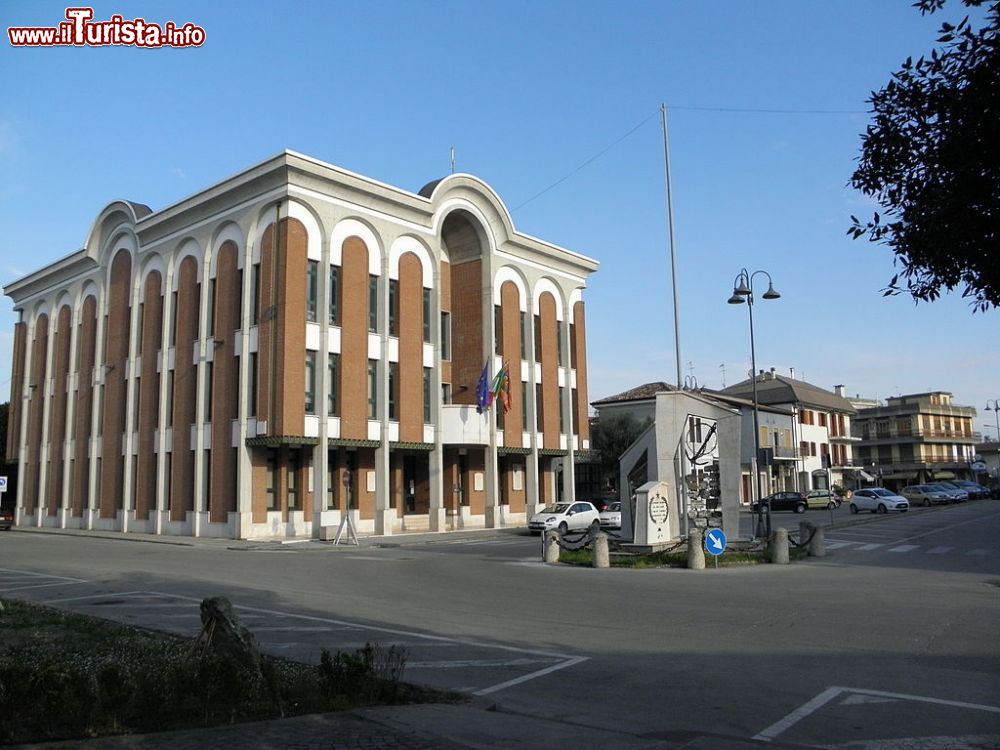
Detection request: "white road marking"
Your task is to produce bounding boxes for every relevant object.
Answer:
[0,581,81,593]
[753,686,1000,743]
[967,549,990,556]
[409,658,551,669]
[825,542,857,550]
[857,544,884,551]
[39,590,147,604]
[892,510,1000,545]
[840,694,898,705]
[753,686,843,742]
[927,546,953,555]
[473,656,588,696]
[0,567,86,582]
[889,545,920,553]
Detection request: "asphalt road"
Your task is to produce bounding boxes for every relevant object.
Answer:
[2,500,999,749]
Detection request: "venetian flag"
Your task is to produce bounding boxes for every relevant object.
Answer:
[475,362,491,414]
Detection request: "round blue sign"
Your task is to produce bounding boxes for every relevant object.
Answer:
[704,528,727,556]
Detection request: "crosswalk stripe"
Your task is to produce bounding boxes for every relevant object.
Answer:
[927,546,953,554]
[889,545,919,553]
[857,543,884,551]
[825,542,855,549]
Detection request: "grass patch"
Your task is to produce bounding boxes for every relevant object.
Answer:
[0,598,460,744]
[559,544,808,568]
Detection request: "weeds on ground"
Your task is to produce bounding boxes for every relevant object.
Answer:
[0,598,455,744]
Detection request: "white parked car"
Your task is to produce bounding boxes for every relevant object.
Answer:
[850,488,909,514]
[528,501,600,534]
[599,501,622,530]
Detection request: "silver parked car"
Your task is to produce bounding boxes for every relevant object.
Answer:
[900,485,951,507]
[850,488,909,514]
[598,501,622,530]
[929,482,968,503]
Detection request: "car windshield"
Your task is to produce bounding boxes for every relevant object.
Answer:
[543,504,572,514]
[872,489,895,497]
[606,502,621,512]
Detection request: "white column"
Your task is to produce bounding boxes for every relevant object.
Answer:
[120,273,143,533]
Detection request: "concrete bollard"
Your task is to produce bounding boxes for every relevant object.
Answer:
[592,532,610,568]
[770,527,790,564]
[687,528,705,570]
[543,531,560,563]
[808,524,826,557]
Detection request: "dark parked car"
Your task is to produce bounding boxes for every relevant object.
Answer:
[0,502,13,531]
[752,491,808,514]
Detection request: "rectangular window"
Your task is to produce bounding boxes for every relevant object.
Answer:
[288,452,300,510]
[204,362,213,417]
[207,279,216,335]
[423,367,432,423]
[534,316,542,363]
[559,386,566,433]
[367,360,378,419]
[423,288,431,343]
[368,275,378,332]
[494,306,503,355]
[572,389,579,435]
[265,454,277,511]
[522,382,529,431]
[251,265,260,325]
[569,323,577,368]
[247,353,257,417]
[170,292,178,345]
[326,461,336,510]
[306,261,318,323]
[557,324,565,366]
[327,353,339,416]
[305,351,316,414]
[441,383,452,404]
[441,312,451,361]
[388,279,399,336]
[328,265,340,326]
[166,371,174,426]
[388,362,399,420]
[520,312,527,360]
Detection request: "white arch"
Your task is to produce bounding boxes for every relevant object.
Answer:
[569,287,584,308]
[532,277,565,321]
[79,281,100,309]
[102,229,138,290]
[331,217,382,275]
[494,266,528,312]
[287,200,323,262]
[137,255,167,302]
[171,238,202,291]
[209,222,246,277]
[389,235,434,287]
[30,300,52,329]
[432,199,499,253]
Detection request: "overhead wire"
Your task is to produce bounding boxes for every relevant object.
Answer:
[512,102,868,212]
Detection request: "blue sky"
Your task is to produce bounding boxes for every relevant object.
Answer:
[2,1,997,437]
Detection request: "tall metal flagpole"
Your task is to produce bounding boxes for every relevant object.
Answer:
[662,103,688,534]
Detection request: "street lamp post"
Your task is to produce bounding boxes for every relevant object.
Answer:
[728,269,780,539]
[986,400,1000,444]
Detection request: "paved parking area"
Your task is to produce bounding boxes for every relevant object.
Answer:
[0,569,585,698]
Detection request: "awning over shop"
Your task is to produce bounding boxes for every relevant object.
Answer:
[882,472,917,480]
[853,469,875,481]
[933,471,956,480]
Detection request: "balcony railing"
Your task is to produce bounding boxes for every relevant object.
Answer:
[859,429,973,441]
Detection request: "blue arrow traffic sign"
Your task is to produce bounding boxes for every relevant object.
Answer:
[704,528,727,556]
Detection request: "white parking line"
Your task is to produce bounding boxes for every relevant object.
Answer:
[753,686,1000,743]
[857,543,884,551]
[0,580,82,593]
[927,546,953,554]
[889,545,920,553]
[967,549,990,556]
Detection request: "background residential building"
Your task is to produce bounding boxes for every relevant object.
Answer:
[853,391,978,490]
[3,152,597,540]
[720,371,859,493]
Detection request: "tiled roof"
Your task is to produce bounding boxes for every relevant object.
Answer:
[591,382,675,406]
[720,374,856,414]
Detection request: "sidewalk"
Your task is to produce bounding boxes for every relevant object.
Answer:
[8,701,795,750]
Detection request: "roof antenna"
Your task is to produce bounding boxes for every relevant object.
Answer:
[450,146,456,174]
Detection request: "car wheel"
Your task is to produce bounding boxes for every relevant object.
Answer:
[923,498,931,507]
[590,519,601,532]
[794,503,806,514]
[877,504,887,514]
[849,503,859,514]
[558,521,568,534]
[828,501,837,510]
